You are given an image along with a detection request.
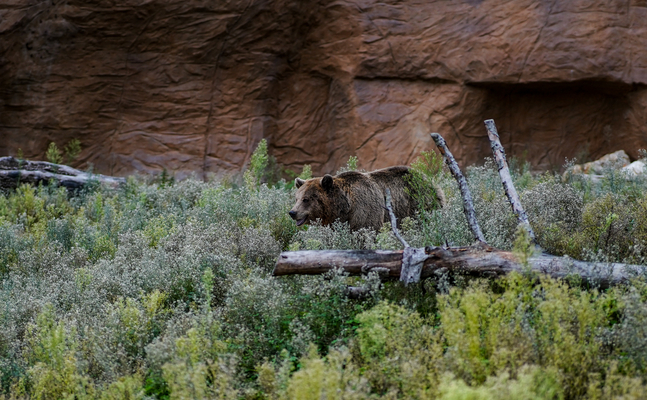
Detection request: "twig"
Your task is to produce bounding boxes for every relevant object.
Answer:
[384,188,409,248]
[430,133,486,243]
[483,120,536,242]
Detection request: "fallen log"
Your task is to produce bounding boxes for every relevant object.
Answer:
[273,245,643,289]
[0,156,125,192]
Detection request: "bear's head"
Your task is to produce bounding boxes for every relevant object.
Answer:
[288,175,334,227]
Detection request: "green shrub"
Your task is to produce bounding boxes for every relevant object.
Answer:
[438,367,563,400]
[19,305,95,399]
[299,165,312,180]
[336,156,360,174]
[439,275,620,399]
[244,139,269,190]
[45,143,63,165]
[586,362,647,400]
[64,139,82,164]
[99,375,145,400]
[161,327,235,400]
[407,150,444,210]
[522,179,583,255]
[354,301,442,397]
[0,151,646,398]
[284,345,368,400]
[406,151,446,246]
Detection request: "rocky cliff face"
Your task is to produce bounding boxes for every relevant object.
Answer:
[2,0,647,178]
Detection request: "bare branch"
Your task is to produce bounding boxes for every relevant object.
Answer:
[430,133,486,243]
[384,188,409,248]
[384,188,426,284]
[483,120,535,241]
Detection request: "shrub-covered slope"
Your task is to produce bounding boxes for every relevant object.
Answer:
[1,150,647,399]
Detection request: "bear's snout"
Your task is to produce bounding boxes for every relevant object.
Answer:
[289,210,308,226]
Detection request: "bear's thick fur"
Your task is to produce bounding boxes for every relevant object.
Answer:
[288,166,444,231]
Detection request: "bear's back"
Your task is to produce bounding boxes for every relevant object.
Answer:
[334,170,382,199]
[335,170,369,184]
[334,167,411,201]
[335,166,409,186]
[366,166,410,188]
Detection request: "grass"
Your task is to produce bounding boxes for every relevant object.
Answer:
[1,144,647,399]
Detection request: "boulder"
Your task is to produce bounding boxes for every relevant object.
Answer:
[566,150,646,181]
[569,150,630,175]
[622,160,646,177]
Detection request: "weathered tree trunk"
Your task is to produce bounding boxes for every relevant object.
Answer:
[0,157,125,192]
[273,245,642,289]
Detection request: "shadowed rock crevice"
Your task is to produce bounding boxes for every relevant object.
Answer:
[477,81,642,170]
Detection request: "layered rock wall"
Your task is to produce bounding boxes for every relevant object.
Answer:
[1,0,647,177]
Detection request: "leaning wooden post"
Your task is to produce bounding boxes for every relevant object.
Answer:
[430,133,486,243]
[483,120,536,242]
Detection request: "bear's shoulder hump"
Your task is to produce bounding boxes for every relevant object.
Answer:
[369,165,411,178]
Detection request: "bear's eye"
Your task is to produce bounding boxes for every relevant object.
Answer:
[302,198,310,203]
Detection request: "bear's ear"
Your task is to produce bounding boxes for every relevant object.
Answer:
[295,178,305,188]
[321,174,334,190]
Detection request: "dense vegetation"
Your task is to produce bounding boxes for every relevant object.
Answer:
[2,143,647,399]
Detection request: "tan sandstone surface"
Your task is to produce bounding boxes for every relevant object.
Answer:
[1,0,647,178]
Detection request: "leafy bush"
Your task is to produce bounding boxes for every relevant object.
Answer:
[65,139,82,164]
[406,151,446,246]
[437,367,563,400]
[45,142,63,165]
[277,274,647,399]
[244,139,269,190]
[284,345,369,400]
[1,143,647,399]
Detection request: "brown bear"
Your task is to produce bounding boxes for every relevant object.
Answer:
[288,166,444,231]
